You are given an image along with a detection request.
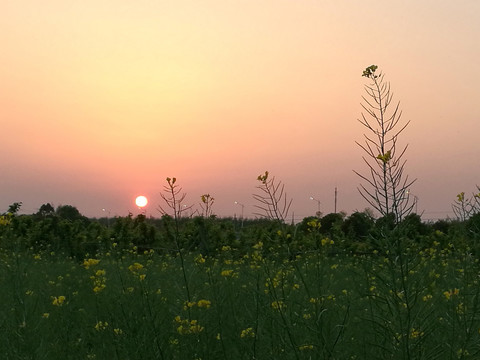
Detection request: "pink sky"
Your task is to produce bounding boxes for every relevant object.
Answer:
[1,0,479,220]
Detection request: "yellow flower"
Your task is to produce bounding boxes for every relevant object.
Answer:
[139,274,146,281]
[271,300,286,311]
[410,328,424,339]
[94,321,109,331]
[376,150,392,163]
[321,238,334,246]
[128,262,144,272]
[197,299,211,309]
[183,301,197,310]
[83,258,100,269]
[422,294,432,302]
[93,285,106,293]
[189,323,204,334]
[175,317,204,335]
[444,288,459,300]
[95,269,106,277]
[0,215,11,226]
[194,254,206,264]
[52,296,66,306]
[113,328,123,335]
[221,269,234,277]
[240,327,255,338]
[42,313,50,319]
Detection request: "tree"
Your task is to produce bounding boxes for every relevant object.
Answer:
[354,65,416,224]
[5,202,22,215]
[56,205,84,221]
[37,203,55,217]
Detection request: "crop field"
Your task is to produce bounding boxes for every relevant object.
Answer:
[2,237,480,360]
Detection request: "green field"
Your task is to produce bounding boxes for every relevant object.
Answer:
[2,237,480,360]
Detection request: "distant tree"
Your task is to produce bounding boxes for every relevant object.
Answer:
[37,203,55,217]
[5,202,22,215]
[342,211,375,240]
[56,205,84,221]
[320,213,345,234]
[354,65,416,223]
[399,213,430,238]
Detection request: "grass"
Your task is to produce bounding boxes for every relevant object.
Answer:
[2,240,480,359]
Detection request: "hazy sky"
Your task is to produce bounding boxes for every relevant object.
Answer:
[2,0,479,220]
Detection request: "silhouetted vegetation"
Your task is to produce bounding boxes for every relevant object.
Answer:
[2,201,480,259]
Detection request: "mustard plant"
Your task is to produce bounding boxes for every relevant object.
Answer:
[200,194,215,218]
[355,65,416,223]
[253,171,292,223]
[452,186,480,221]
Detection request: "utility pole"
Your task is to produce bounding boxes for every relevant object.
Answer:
[334,187,338,213]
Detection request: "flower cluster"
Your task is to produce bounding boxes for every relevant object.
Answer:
[220,269,238,278]
[129,262,146,281]
[444,288,459,300]
[194,254,206,264]
[183,299,211,310]
[83,258,100,269]
[174,316,204,335]
[307,219,321,232]
[128,262,144,273]
[94,321,109,331]
[240,327,255,338]
[321,238,334,246]
[271,300,286,311]
[52,296,66,306]
[91,269,107,293]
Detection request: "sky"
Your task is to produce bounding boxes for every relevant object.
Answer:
[1,0,479,221]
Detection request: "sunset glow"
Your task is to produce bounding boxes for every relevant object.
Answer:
[1,0,479,220]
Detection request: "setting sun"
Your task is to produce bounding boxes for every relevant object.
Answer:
[135,195,148,208]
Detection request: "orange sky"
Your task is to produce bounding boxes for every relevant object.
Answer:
[1,0,479,220]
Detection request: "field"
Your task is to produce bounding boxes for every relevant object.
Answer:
[2,236,480,360]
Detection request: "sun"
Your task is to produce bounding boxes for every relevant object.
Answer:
[135,195,148,208]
